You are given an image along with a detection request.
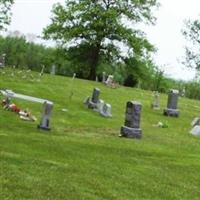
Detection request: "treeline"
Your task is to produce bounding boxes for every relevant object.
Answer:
[0,35,199,99]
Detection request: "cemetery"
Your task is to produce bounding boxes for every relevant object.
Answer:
[0,0,200,199]
[1,67,200,199]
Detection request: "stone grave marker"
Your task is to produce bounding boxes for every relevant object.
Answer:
[102,72,106,83]
[191,117,200,127]
[163,89,179,117]
[120,101,142,139]
[100,103,112,118]
[151,91,160,110]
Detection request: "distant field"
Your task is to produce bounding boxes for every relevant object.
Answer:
[0,68,200,200]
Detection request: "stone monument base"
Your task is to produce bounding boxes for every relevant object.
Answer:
[37,124,51,131]
[163,108,179,117]
[120,126,142,139]
[84,97,99,109]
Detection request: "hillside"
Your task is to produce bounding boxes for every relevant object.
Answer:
[1,68,200,200]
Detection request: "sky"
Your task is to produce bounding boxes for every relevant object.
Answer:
[6,0,200,80]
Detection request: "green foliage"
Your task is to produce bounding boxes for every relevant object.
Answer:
[1,69,200,199]
[43,0,158,80]
[182,17,200,70]
[0,0,14,30]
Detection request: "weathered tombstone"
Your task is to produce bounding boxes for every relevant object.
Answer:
[151,91,160,110]
[100,103,112,118]
[94,99,104,112]
[191,117,200,127]
[51,64,56,75]
[84,88,101,109]
[38,101,53,131]
[102,72,106,83]
[105,75,114,86]
[190,125,200,136]
[163,89,179,117]
[95,76,98,82]
[120,101,142,139]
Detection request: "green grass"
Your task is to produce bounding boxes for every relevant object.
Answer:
[0,68,200,200]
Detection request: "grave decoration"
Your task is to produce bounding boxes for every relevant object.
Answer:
[0,90,53,131]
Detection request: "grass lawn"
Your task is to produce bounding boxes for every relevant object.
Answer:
[0,68,200,200]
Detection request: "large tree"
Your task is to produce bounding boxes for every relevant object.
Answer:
[0,0,14,30]
[44,0,158,80]
[182,17,200,71]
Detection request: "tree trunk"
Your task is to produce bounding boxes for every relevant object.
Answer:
[88,43,101,80]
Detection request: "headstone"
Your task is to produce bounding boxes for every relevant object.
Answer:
[105,75,114,86]
[102,72,106,83]
[38,101,53,131]
[151,91,160,110]
[100,103,112,117]
[95,76,98,82]
[120,101,142,139]
[94,99,104,112]
[51,64,56,75]
[191,117,200,127]
[84,88,101,109]
[163,89,179,117]
[190,125,200,136]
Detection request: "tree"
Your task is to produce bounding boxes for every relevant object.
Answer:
[43,0,158,80]
[0,0,14,30]
[182,17,200,70]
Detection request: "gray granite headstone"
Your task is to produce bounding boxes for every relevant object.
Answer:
[38,101,53,131]
[163,89,179,117]
[120,101,142,139]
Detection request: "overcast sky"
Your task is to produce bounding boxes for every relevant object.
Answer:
[6,0,200,80]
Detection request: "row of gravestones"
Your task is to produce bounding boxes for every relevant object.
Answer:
[84,88,181,139]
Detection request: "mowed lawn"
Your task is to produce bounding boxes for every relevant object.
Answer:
[0,68,200,200]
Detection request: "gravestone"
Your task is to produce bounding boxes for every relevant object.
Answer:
[51,64,56,75]
[38,101,53,131]
[163,89,179,117]
[84,88,101,109]
[105,75,114,86]
[100,103,112,117]
[102,72,106,83]
[94,99,104,112]
[151,91,160,110]
[191,117,200,127]
[120,101,142,139]
[190,125,200,136]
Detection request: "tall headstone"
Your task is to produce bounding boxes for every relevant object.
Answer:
[38,101,53,131]
[120,101,142,139]
[151,91,160,110]
[163,89,179,117]
[102,72,106,83]
[0,54,6,68]
[51,64,56,75]
[39,65,45,77]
